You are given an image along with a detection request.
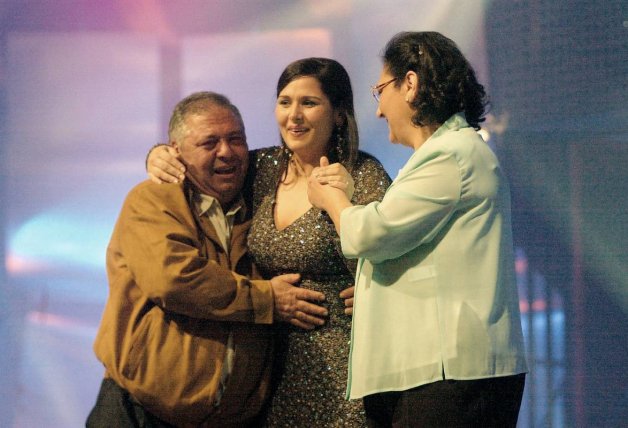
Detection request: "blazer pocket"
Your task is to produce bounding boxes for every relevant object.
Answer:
[122,308,153,379]
[388,265,437,298]
[407,265,437,282]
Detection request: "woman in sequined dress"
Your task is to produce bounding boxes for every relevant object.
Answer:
[245,58,390,427]
[147,58,391,426]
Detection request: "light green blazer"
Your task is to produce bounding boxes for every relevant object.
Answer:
[341,114,528,399]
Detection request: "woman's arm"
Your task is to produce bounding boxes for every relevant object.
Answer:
[308,153,392,233]
[340,152,461,263]
[308,156,354,233]
[146,144,186,184]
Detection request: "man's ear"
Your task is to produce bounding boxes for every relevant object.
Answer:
[170,140,180,154]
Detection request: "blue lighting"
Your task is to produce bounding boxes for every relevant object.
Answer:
[9,209,115,272]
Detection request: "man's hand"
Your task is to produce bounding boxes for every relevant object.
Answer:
[339,285,354,316]
[270,273,328,330]
[147,144,186,184]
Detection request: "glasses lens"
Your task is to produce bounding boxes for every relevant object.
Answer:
[372,89,380,101]
[372,78,395,102]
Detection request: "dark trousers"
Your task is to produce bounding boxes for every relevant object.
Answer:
[86,378,265,428]
[86,378,175,428]
[363,374,526,428]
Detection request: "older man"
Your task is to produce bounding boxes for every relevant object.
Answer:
[87,92,327,427]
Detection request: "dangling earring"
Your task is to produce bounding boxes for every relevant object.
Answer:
[336,125,345,161]
[282,144,293,160]
[279,142,295,182]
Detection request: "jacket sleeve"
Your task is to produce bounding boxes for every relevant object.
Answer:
[108,182,273,323]
[332,153,392,275]
[340,151,461,264]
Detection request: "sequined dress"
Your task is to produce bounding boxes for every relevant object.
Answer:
[247,147,391,427]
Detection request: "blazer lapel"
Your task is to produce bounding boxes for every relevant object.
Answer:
[197,212,224,251]
[230,218,251,268]
[184,182,225,253]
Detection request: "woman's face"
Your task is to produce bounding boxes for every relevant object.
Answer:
[275,76,338,162]
[374,68,414,148]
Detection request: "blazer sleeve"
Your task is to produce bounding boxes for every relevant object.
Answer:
[108,182,273,324]
[340,151,461,264]
[332,153,392,275]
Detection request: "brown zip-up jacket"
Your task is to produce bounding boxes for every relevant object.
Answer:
[93,180,274,426]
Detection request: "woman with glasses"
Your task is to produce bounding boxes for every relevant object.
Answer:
[309,31,528,427]
[147,58,391,426]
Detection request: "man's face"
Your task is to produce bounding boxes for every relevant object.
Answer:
[172,106,249,208]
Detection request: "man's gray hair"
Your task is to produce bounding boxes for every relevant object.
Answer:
[168,91,245,141]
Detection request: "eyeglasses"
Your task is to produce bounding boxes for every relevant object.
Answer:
[371,77,397,102]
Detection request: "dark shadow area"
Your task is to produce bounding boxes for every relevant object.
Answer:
[486,1,628,426]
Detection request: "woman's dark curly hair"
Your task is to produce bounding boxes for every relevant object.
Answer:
[383,31,488,130]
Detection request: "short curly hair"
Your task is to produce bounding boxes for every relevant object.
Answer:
[382,31,488,130]
[168,91,245,141]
